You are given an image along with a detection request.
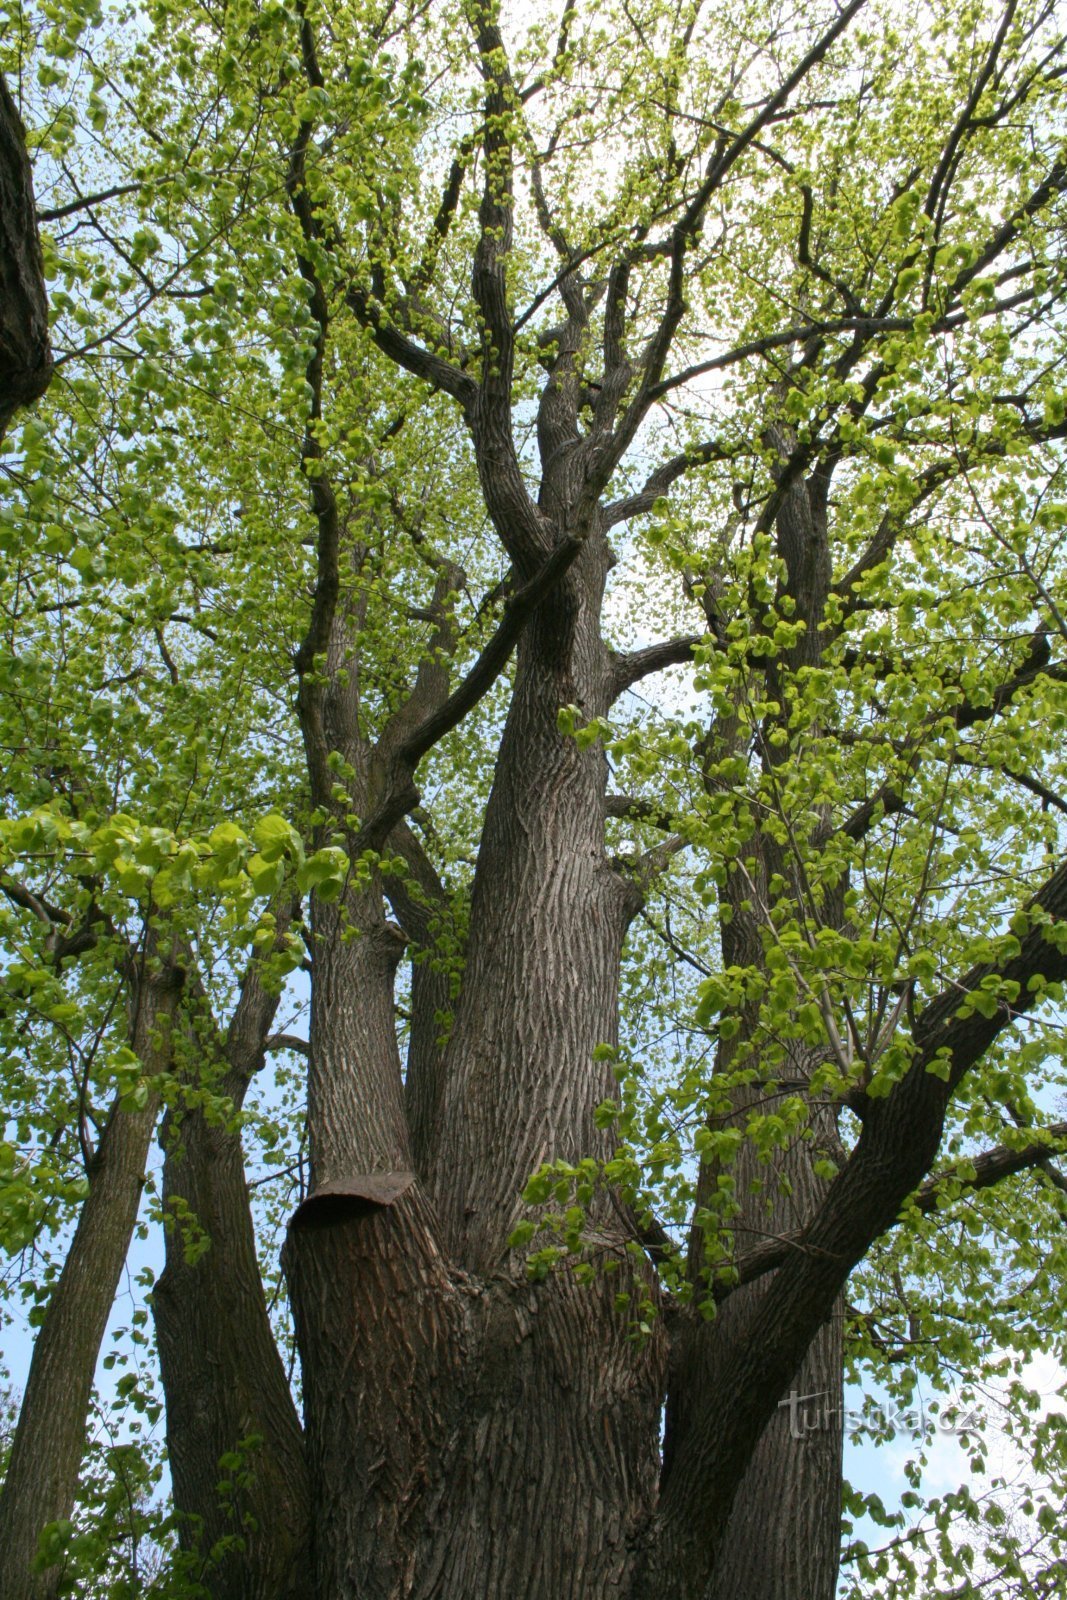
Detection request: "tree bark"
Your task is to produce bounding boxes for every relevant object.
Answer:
[152,953,310,1600]
[0,74,51,442]
[702,1315,844,1600]
[285,538,669,1599]
[0,959,181,1600]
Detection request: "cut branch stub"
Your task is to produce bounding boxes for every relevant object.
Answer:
[290,1171,417,1229]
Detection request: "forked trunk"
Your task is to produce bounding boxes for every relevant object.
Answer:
[285,549,671,1598]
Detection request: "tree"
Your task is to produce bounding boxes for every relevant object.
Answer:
[1,0,1067,1596]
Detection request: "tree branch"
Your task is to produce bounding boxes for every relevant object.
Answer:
[716,1119,1067,1300]
[608,634,703,699]
[606,794,678,831]
[0,73,52,439]
[265,1032,310,1058]
[591,0,870,503]
[603,437,735,527]
[355,534,585,851]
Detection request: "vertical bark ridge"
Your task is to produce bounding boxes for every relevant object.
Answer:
[286,1187,666,1600]
[663,1055,845,1600]
[283,1186,469,1600]
[412,1269,666,1600]
[431,544,635,1270]
[306,887,410,1184]
[384,820,457,1179]
[286,531,668,1599]
[701,1313,843,1600]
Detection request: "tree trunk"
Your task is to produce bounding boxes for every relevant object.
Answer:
[702,1315,843,1600]
[152,955,310,1600]
[285,542,669,1598]
[0,961,181,1600]
[0,74,51,441]
[696,1071,845,1600]
[646,462,849,1600]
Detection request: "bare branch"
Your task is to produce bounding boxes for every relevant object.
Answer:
[608,634,703,699]
[37,179,141,222]
[589,0,870,498]
[265,1033,311,1058]
[603,437,735,527]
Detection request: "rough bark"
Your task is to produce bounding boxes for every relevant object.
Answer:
[633,858,1067,1598]
[285,532,669,1599]
[0,74,51,441]
[431,542,636,1266]
[152,952,311,1600]
[701,1315,844,1600]
[640,455,849,1600]
[387,821,456,1177]
[685,1072,846,1600]
[0,960,181,1600]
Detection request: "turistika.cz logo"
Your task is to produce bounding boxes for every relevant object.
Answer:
[777,1389,982,1441]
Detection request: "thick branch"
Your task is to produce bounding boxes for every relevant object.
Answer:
[355,534,585,851]
[465,13,553,564]
[346,284,478,409]
[265,1031,311,1058]
[608,634,703,699]
[645,855,1067,1593]
[0,74,52,440]
[606,793,678,831]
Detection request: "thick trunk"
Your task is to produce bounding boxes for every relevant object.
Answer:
[285,1127,666,1600]
[0,75,51,441]
[694,464,844,1600]
[0,965,180,1600]
[430,546,634,1267]
[650,1056,845,1600]
[286,544,668,1598]
[153,959,310,1600]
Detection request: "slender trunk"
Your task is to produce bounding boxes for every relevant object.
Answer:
[0,74,51,441]
[152,956,310,1600]
[0,963,180,1600]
